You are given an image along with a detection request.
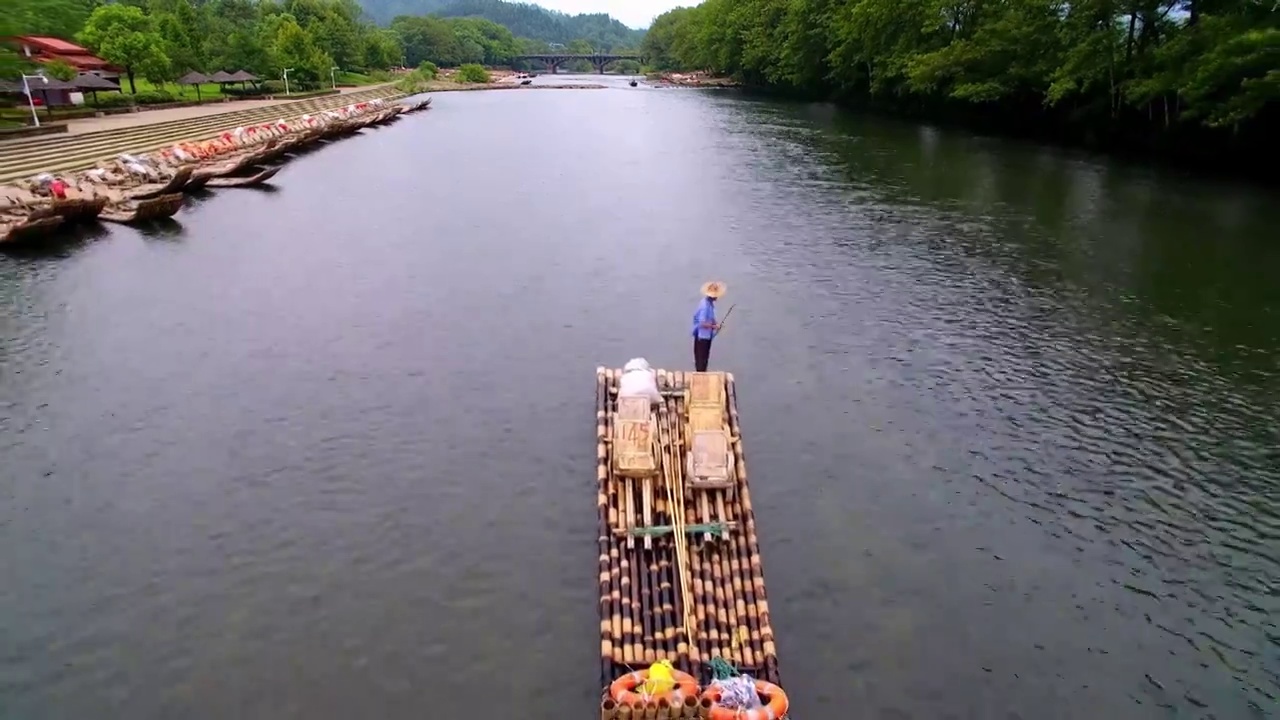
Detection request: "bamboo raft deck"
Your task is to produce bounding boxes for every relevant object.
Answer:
[595,368,781,698]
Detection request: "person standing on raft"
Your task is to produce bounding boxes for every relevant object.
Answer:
[692,281,726,372]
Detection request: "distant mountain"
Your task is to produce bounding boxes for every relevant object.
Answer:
[357,0,645,48]
[357,0,450,24]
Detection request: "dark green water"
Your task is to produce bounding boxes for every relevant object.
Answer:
[2,77,1278,719]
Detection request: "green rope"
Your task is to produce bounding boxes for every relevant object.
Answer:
[709,656,739,680]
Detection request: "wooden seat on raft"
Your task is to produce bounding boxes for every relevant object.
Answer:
[684,372,736,492]
[614,395,657,478]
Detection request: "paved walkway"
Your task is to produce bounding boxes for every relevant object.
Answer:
[61,85,385,135]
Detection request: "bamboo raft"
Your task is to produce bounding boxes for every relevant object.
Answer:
[596,368,788,719]
[204,164,281,188]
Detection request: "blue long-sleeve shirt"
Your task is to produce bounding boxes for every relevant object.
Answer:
[692,298,716,340]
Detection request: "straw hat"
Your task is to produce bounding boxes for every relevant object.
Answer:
[700,281,727,299]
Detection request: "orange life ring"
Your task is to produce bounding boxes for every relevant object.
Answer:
[701,679,789,720]
[608,668,698,707]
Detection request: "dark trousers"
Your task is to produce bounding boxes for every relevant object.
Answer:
[694,337,713,372]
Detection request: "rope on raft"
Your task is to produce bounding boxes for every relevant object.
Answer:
[708,657,761,711]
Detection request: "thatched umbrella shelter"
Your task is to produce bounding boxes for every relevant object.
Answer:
[176,70,210,100]
[73,72,120,103]
[226,70,260,92]
[27,77,77,108]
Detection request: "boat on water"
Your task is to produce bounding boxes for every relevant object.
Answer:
[630,79,638,87]
[595,367,791,720]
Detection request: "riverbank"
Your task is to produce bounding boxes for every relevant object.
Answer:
[403,69,607,93]
[648,72,740,88]
[729,81,1280,185]
[1,94,426,244]
[414,79,606,92]
[0,86,403,183]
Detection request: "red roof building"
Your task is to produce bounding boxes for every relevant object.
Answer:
[6,36,121,79]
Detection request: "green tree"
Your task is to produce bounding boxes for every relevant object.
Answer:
[362,29,404,69]
[564,38,594,72]
[455,62,490,83]
[642,0,1279,165]
[77,3,170,93]
[271,16,330,86]
[43,58,78,81]
[147,0,211,75]
[393,15,463,66]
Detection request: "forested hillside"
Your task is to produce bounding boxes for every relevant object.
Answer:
[438,0,643,48]
[356,0,449,24]
[4,0,402,92]
[643,0,1278,170]
[358,0,644,49]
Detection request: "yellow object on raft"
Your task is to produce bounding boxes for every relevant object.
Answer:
[641,659,676,695]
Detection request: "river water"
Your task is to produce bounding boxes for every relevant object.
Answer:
[2,75,1278,719]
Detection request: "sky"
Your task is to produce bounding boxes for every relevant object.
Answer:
[534,0,689,29]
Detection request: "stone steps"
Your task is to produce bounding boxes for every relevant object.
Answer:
[0,86,404,182]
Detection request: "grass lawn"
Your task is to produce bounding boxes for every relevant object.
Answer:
[131,78,233,100]
[336,71,377,85]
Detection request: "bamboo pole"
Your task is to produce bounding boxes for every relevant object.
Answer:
[599,509,613,681]
[598,370,613,681]
[726,374,780,684]
[718,547,745,667]
[727,533,759,669]
[660,547,686,673]
[659,388,696,654]
[648,545,668,662]
[639,539,655,664]
[602,697,619,720]
[643,472,654,551]
[620,552,635,667]
[629,544,644,664]
[611,531,625,668]
[711,546,733,661]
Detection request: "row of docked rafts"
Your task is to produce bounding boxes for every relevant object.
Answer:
[0,97,431,243]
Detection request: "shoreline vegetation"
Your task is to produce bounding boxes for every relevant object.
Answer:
[7,0,1270,179]
[640,0,1279,182]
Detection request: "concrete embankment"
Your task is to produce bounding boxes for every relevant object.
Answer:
[0,86,404,183]
[1,94,429,243]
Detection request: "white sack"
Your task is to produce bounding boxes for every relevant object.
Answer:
[619,358,661,405]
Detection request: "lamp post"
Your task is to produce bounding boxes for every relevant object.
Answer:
[21,73,48,127]
[282,67,294,96]
[330,66,339,90]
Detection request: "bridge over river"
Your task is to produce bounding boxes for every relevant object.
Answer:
[513,53,644,73]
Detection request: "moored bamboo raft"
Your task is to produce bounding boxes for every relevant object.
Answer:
[0,215,64,245]
[203,164,281,188]
[596,367,789,719]
[99,192,185,224]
